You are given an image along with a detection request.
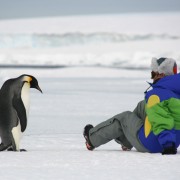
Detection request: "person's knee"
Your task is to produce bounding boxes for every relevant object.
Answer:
[113,111,132,120]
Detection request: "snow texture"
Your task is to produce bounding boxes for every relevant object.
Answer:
[0,67,180,180]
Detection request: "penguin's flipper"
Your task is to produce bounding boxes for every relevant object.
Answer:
[12,96,27,132]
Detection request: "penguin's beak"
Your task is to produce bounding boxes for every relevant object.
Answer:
[36,85,43,93]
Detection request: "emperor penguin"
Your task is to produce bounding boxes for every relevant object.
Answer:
[0,74,42,151]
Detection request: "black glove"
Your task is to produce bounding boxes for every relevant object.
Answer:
[162,143,177,155]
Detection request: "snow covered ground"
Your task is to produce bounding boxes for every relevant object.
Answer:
[0,67,180,180]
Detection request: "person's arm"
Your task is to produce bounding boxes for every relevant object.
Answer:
[146,99,174,135]
[146,94,176,151]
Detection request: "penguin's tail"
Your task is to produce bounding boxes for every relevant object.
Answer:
[0,143,12,151]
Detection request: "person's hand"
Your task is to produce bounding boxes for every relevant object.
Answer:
[162,143,177,155]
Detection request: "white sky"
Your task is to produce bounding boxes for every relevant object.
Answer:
[0,0,180,19]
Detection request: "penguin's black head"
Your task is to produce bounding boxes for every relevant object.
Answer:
[21,74,43,93]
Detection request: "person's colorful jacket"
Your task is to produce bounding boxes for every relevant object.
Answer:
[138,73,180,153]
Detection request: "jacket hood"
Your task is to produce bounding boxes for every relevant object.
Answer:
[152,73,180,95]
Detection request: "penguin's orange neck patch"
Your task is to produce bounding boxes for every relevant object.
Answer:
[23,76,32,83]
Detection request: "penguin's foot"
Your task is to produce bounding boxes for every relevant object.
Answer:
[20,149,27,152]
[7,147,13,151]
[7,147,27,152]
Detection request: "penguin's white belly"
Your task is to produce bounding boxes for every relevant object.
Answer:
[11,82,30,151]
[11,121,22,151]
[21,82,30,117]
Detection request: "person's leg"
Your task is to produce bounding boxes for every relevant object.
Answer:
[118,111,149,152]
[89,113,132,149]
[89,111,149,152]
[115,100,146,149]
[133,100,146,121]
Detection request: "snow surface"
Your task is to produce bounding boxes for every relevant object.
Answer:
[0,67,180,180]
